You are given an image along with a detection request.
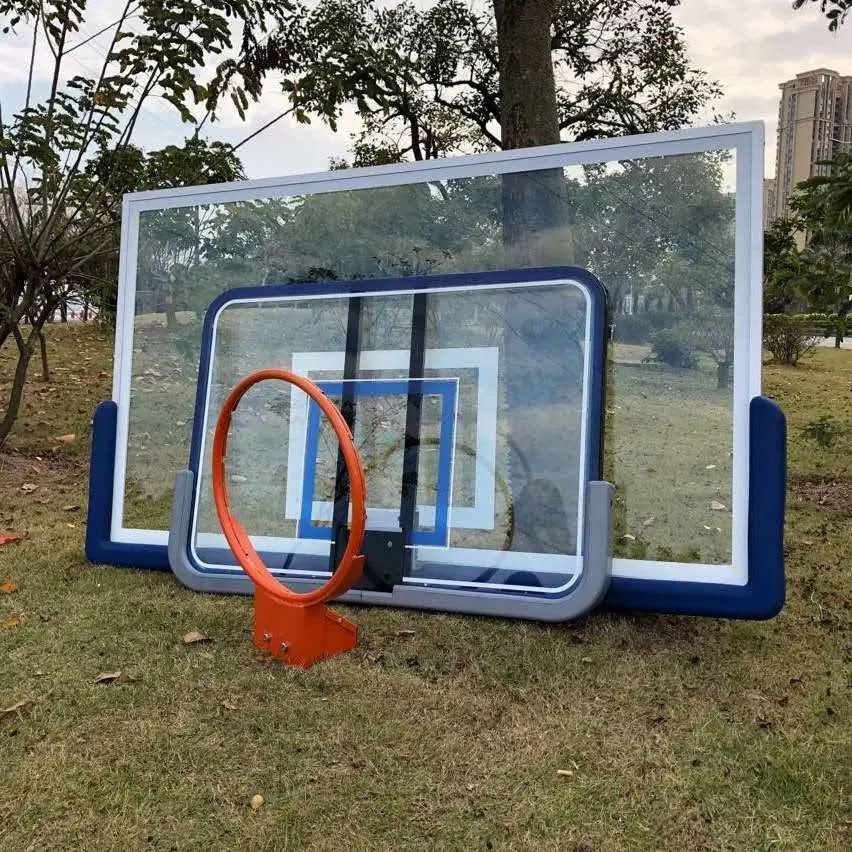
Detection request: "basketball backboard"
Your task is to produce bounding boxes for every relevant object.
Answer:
[86,121,785,619]
[164,268,612,619]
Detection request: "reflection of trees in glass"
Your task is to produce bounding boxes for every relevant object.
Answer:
[157,178,505,291]
[576,153,735,319]
[140,152,734,323]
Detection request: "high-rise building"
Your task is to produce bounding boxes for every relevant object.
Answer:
[772,68,852,221]
[763,179,777,230]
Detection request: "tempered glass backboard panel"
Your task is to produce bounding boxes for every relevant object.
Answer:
[108,124,761,595]
[189,275,595,593]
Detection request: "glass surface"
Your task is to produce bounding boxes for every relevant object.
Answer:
[302,379,455,543]
[123,149,736,567]
[190,279,590,592]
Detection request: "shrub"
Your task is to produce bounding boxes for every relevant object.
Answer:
[794,313,835,336]
[646,328,698,369]
[763,314,821,365]
[612,311,679,344]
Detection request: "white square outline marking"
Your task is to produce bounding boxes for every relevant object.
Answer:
[286,348,498,531]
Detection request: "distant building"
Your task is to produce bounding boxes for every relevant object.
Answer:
[763,179,777,230]
[773,68,852,221]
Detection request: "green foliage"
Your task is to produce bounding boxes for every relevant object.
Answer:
[0,0,293,445]
[791,312,836,335]
[797,151,852,230]
[763,217,808,313]
[801,415,847,448]
[581,153,735,316]
[762,153,852,346]
[227,0,721,160]
[646,327,698,369]
[785,153,852,340]
[763,314,821,365]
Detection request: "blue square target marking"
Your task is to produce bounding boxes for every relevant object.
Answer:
[297,378,458,546]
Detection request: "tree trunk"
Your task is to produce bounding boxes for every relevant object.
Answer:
[494,0,560,151]
[493,0,566,266]
[36,328,50,382]
[165,292,178,332]
[834,300,850,348]
[59,300,67,322]
[493,0,580,555]
[0,328,34,449]
[717,361,731,390]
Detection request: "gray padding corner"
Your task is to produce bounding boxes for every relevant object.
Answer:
[169,471,612,622]
[376,480,613,621]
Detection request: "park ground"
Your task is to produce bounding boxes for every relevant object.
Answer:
[0,324,850,851]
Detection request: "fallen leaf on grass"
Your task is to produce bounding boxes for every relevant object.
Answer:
[710,500,726,511]
[222,700,238,711]
[93,670,121,684]
[0,533,19,546]
[705,464,717,470]
[250,794,264,811]
[1,615,20,629]
[20,483,37,494]
[556,769,574,777]
[744,691,769,702]
[642,516,655,527]
[1,581,17,594]
[182,630,209,645]
[394,629,416,637]
[54,434,76,443]
[62,504,80,512]
[0,698,34,720]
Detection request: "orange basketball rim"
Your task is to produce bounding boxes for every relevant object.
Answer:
[211,369,367,668]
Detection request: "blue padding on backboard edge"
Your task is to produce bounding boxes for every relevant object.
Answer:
[605,396,786,619]
[85,400,170,570]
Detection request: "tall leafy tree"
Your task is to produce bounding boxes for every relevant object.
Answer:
[790,154,852,347]
[0,0,292,446]
[231,0,720,271]
[232,0,720,162]
[763,217,808,313]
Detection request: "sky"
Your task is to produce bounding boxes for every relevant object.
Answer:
[0,1,849,181]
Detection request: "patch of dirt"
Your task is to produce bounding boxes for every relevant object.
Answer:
[790,477,852,513]
[0,449,87,515]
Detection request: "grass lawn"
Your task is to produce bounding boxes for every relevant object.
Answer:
[1,324,850,851]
